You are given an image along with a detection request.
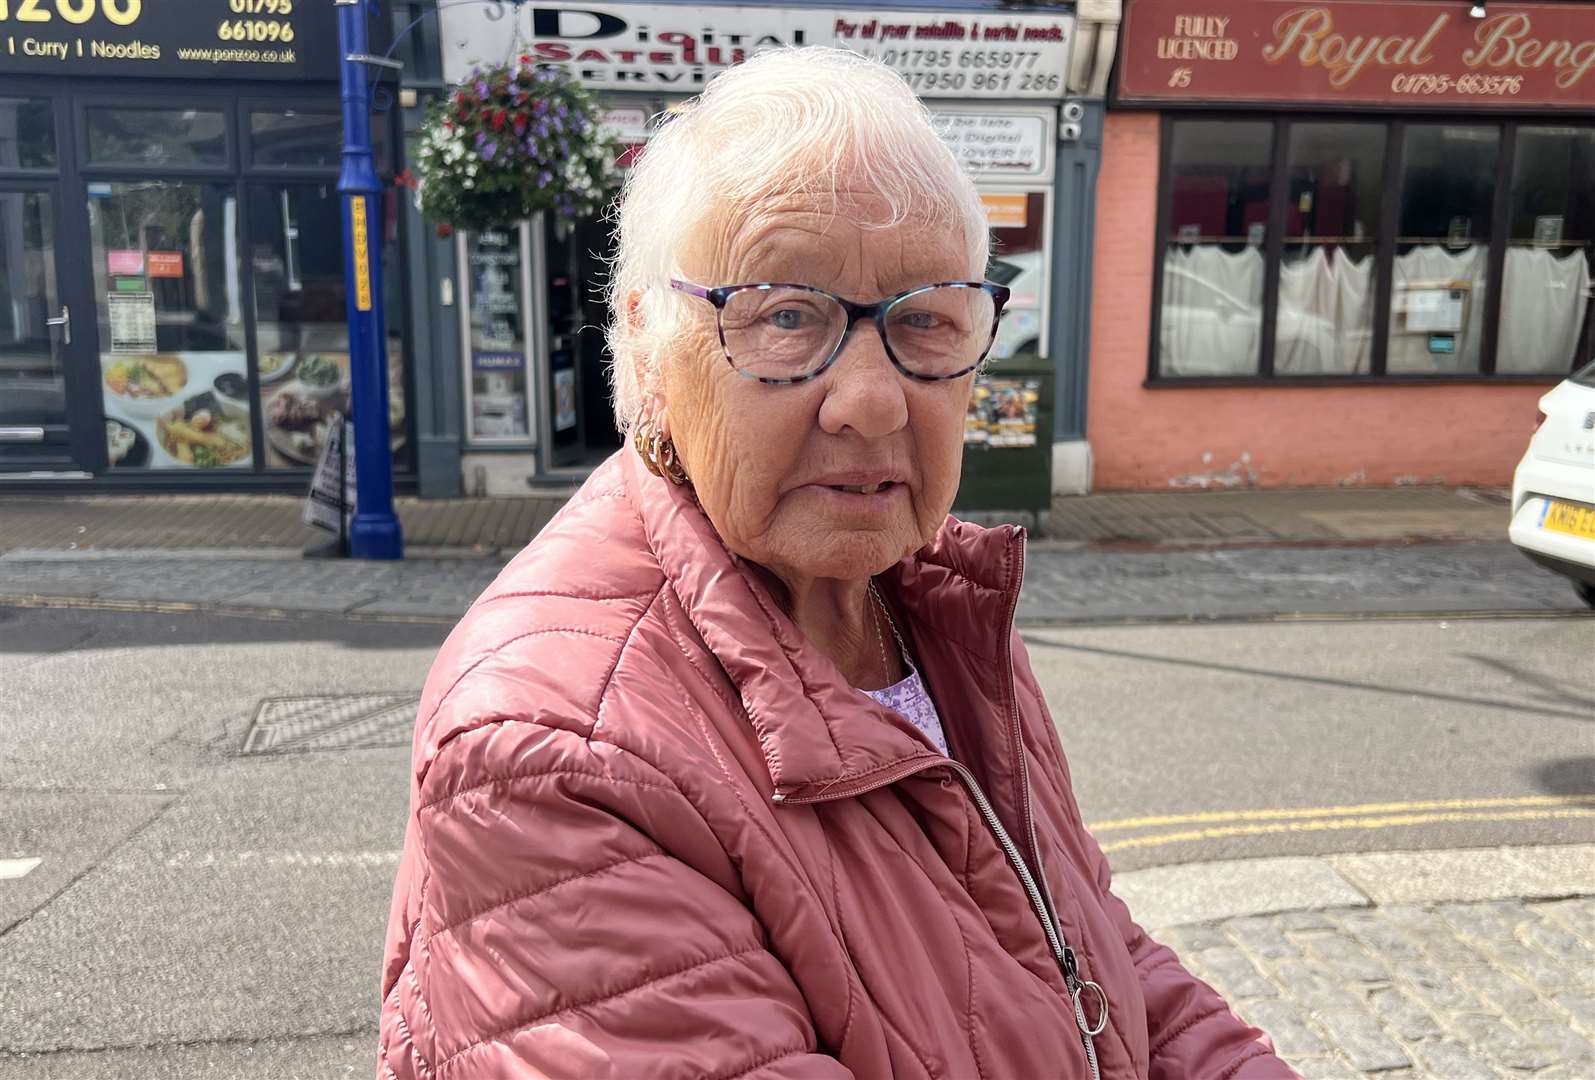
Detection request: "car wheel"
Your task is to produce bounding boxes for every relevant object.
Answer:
[1576,582,1595,610]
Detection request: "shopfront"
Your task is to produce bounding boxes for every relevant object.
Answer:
[0,1,411,488]
[1088,0,1594,489]
[436,0,1087,494]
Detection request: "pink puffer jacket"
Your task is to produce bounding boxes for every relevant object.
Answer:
[378,448,1293,1080]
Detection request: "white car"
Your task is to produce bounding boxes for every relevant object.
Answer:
[986,251,1043,361]
[1509,359,1595,608]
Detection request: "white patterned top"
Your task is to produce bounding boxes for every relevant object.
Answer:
[861,668,949,756]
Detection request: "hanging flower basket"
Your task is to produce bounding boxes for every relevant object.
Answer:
[411,61,621,234]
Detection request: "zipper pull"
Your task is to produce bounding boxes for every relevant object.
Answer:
[1064,947,1109,1038]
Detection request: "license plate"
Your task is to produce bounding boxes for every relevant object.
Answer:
[1540,499,1595,540]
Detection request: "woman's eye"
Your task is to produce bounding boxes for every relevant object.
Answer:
[899,311,943,330]
[768,308,810,330]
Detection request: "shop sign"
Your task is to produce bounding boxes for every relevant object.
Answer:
[441,4,1075,100]
[931,111,1049,178]
[1117,1,1595,109]
[146,251,183,278]
[0,0,339,80]
[106,248,142,276]
[980,192,1030,228]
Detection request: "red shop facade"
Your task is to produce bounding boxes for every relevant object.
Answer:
[1087,0,1594,489]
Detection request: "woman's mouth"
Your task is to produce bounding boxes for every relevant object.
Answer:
[828,481,895,495]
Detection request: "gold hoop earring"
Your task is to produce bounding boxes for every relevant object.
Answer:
[634,422,689,486]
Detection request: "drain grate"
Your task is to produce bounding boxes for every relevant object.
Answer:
[240,693,420,756]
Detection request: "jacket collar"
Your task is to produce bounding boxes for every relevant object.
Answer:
[623,446,1025,802]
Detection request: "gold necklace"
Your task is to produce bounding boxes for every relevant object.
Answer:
[868,580,911,680]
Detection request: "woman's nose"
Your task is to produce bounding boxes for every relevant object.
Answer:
[816,323,909,438]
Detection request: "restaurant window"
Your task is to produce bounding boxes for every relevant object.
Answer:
[1152,117,1595,381]
[249,110,342,169]
[87,108,228,168]
[1158,120,1272,376]
[1499,127,1595,375]
[1277,123,1384,375]
[1387,125,1497,374]
[248,182,409,469]
[0,97,56,170]
[88,180,254,470]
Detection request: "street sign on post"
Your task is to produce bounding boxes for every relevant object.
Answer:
[338,0,404,559]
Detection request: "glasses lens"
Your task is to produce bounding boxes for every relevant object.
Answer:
[720,286,846,381]
[885,285,996,378]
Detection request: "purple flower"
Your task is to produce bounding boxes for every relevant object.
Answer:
[537,170,552,186]
[474,131,486,147]
[474,79,488,98]
[482,140,497,161]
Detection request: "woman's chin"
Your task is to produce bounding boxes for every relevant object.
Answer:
[759,525,922,584]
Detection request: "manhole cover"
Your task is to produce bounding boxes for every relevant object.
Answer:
[240,694,420,756]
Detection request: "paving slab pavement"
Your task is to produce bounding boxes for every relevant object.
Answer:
[1115,844,1595,1080]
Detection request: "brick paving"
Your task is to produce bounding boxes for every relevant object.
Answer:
[0,484,1511,555]
[0,494,566,555]
[0,541,1584,623]
[1159,897,1595,1079]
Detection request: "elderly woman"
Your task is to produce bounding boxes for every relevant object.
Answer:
[379,48,1290,1080]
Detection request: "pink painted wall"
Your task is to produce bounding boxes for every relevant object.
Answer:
[1086,111,1554,491]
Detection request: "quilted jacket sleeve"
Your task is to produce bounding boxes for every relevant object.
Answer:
[1081,828,1299,1080]
[1013,661,1295,1080]
[380,720,853,1080]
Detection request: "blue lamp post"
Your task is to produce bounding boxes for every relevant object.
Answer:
[337,0,404,559]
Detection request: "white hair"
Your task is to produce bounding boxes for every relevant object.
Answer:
[603,46,990,431]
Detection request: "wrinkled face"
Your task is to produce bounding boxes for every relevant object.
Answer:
[658,192,979,587]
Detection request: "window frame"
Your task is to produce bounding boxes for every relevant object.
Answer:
[1147,112,1595,386]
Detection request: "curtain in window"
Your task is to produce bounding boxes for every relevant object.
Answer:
[1498,248,1592,374]
[1159,245,1265,376]
[1387,245,1488,373]
[1274,248,1374,375]
[1336,253,1375,373]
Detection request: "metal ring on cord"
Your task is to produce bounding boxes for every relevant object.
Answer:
[1073,980,1109,1037]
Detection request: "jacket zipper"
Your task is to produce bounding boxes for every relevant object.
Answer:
[945,760,1103,1080]
[997,536,1107,1077]
[776,533,1106,1076]
[776,758,1104,1079]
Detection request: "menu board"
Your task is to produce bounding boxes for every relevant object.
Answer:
[101,350,254,470]
[257,345,407,469]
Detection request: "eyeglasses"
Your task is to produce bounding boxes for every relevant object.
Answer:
[669,279,1010,384]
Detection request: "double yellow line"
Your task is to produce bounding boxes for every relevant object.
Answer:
[1090,794,1595,854]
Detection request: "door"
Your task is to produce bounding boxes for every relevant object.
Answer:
[0,187,91,472]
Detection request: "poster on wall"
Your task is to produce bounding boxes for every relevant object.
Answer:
[107,292,156,353]
[441,4,1075,100]
[964,377,1040,447]
[100,350,255,470]
[471,349,530,440]
[257,347,408,468]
